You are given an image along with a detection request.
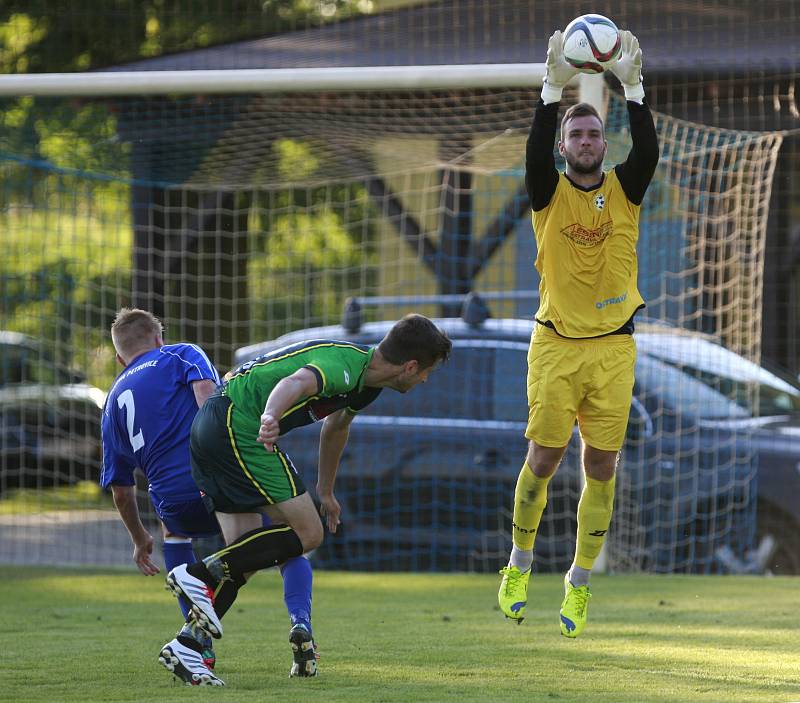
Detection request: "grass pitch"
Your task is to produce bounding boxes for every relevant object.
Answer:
[2,567,798,703]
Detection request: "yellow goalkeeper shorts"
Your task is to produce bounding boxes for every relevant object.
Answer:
[525,324,636,451]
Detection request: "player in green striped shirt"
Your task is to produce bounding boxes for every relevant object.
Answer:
[165,313,451,681]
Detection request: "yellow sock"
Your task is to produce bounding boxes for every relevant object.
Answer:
[511,462,551,551]
[574,475,616,570]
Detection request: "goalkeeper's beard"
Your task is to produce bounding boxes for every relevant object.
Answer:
[565,151,605,175]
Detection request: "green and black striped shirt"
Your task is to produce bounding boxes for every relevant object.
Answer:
[224,340,381,435]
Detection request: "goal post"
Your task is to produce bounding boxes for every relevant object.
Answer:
[0,64,782,575]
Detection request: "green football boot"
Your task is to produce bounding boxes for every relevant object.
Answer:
[497,566,531,623]
[559,573,591,638]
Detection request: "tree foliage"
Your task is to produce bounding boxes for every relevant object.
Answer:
[0,1,382,386]
[0,1,370,164]
[0,1,373,73]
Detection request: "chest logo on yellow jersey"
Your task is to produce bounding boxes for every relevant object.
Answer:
[560,221,613,247]
[594,194,605,210]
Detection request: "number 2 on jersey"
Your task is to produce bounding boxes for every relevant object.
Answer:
[117,389,144,452]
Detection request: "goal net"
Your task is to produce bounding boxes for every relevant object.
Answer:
[0,72,783,574]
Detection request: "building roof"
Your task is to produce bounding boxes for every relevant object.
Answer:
[113,0,798,76]
[106,0,798,187]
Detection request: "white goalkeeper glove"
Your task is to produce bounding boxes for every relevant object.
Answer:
[540,30,579,104]
[610,30,645,103]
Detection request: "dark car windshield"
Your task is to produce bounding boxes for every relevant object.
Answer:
[641,347,800,417]
[361,339,776,422]
[0,343,77,387]
[636,332,800,418]
[635,356,749,420]
[366,342,529,422]
[663,362,800,417]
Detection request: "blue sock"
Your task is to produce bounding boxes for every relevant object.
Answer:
[261,513,313,632]
[163,538,196,621]
[280,556,313,632]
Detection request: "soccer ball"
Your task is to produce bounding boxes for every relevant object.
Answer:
[562,14,622,75]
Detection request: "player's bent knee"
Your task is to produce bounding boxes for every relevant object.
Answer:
[298,520,324,552]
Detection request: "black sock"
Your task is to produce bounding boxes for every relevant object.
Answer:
[210,578,240,619]
[185,560,243,620]
[186,560,218,587]
[185,525,303,620]
[176,622,207,652]
[215,524,304,578]
[176,635,204,653]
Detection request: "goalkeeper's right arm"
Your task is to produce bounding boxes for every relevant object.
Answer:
[525,101,560,211]
[525,31,577,211]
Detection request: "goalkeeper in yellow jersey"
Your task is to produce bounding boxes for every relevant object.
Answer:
[498,29,659,637]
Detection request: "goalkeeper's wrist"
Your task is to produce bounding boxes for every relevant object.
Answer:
[623,80,645,104]
[540,80,564,105]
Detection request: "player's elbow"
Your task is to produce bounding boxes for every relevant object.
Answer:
[192,379,217,408]
[110,484,135,508]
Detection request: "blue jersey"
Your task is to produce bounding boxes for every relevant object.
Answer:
[100,343,220,500]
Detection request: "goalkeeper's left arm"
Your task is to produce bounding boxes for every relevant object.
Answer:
[615,101,659,205]
[612,31,660,204]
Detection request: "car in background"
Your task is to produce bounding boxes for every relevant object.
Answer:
[631,329,800,574]
[233,297,800,574]
[0,331,106,494]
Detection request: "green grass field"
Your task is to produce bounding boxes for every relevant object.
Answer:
[3,567,798,703]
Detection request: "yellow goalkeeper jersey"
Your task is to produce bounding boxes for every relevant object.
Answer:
[531,170,644,338]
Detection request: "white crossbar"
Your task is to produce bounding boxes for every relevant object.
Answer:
[0,64,552,97]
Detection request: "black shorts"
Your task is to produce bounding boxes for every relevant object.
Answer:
[190,394,306,514]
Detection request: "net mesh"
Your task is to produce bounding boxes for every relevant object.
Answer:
[0,78,785,573]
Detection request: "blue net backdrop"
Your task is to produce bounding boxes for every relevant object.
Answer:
[1,0,798,573]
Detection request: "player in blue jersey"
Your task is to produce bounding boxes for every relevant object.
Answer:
[101,308,316,686]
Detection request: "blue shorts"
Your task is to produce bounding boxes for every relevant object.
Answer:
[150,489,221,538]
